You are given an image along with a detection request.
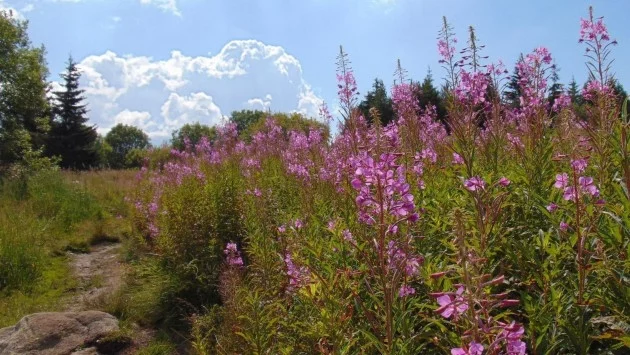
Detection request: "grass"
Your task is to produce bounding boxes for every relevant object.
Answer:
[0,256,76,327]
[0,169,136,328]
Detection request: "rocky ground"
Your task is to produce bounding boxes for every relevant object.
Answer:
[0,242,156,355]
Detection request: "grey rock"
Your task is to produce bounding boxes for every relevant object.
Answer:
[0,311,119,355]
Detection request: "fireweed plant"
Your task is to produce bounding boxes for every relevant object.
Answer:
[131,7,629,354]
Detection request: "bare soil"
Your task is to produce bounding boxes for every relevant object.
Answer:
[66,242,125,312]
[66,243,158,354]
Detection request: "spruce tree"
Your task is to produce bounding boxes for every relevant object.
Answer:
[504,54,524,109]
[358,78,395,126]
[568,77,582,105]
[547,62,563,109]
[415,68,447,125]
[610,78,628,109]
[47,56,97,169]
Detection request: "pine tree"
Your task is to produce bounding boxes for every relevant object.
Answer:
[358,78,395,126]
[415,68,447,125]
[503,54,524,109]
[46,56,98,169]
[609,78,628,109]
[567,77,582,105]
[547,62,563,109]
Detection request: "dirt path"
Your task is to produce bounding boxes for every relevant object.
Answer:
[66,243,158,354]
[66,242,125,312]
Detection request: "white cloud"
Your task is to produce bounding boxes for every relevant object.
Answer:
[246,94,273,110]
[161,92,223,128]
[139,0,180,16]
[112,110,154,128]
[75,40,323,142]
[0,1,24,20]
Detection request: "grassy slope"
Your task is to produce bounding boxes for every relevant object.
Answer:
[0,169,136,327]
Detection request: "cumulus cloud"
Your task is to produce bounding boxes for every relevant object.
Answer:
[75,40,323,142]
[246,94,273,111]
[111,110,154,131]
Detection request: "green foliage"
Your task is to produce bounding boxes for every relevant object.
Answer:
[0,169,102,304]
[359,78,395,125]
[46,56,98,169]
[504,54,525,109]
[171,122,217,150]
[0,256,75,327]
[146,163,245,310]
[230,109,267,133]
[415,69,447,124]
[94,135,113,168]
[242,111,329,141]
[104,123,151,169]
[0,11,50,166]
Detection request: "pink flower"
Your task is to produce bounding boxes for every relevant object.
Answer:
[294,219,303,229]
[284,253,309,293]
[399,285,416,298]
[552,93,572,112]
[451,342,484,355]
[546,203,558,213]
[554,173,569,189]
[224,242,244,267]
[571,159,588,173]
[464,176,486,191]
[342,229,354,242]
[506,340,527,355]
[452,153,464,165]
[435,286,468,319]
[421,148,438,164]
[560,221,569,232]
[563,186,578,201]
[455,70,489,106]
[578,176,599,197]
[278,225,286,233]
[499,177,511,187]
[500,322,527,355]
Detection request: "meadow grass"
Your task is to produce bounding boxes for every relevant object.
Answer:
[0,169,136,327]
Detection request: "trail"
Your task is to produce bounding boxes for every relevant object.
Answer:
[66,242,125,312]
[65,243,157,354]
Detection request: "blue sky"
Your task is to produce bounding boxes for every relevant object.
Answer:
[2,0,629,141]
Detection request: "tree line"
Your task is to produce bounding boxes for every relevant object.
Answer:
[0,11,325,172]
[357,64,627,130]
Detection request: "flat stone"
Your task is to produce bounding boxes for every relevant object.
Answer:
[0,311,119,355]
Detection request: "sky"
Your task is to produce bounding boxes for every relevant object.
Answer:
[1,0,629,142]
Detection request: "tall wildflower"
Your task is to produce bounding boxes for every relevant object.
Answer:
[438,16,460,89]
[350,147,422,348]
[579,6,617,91]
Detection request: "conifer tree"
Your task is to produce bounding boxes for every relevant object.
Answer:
[415,68,447,125]
[358,78,395,126]
[46,56,98,169]
[547,62,563,109]
[567,77,582,105]
[503,54,524,109]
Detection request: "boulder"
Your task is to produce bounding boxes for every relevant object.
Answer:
[0,311,119,355]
